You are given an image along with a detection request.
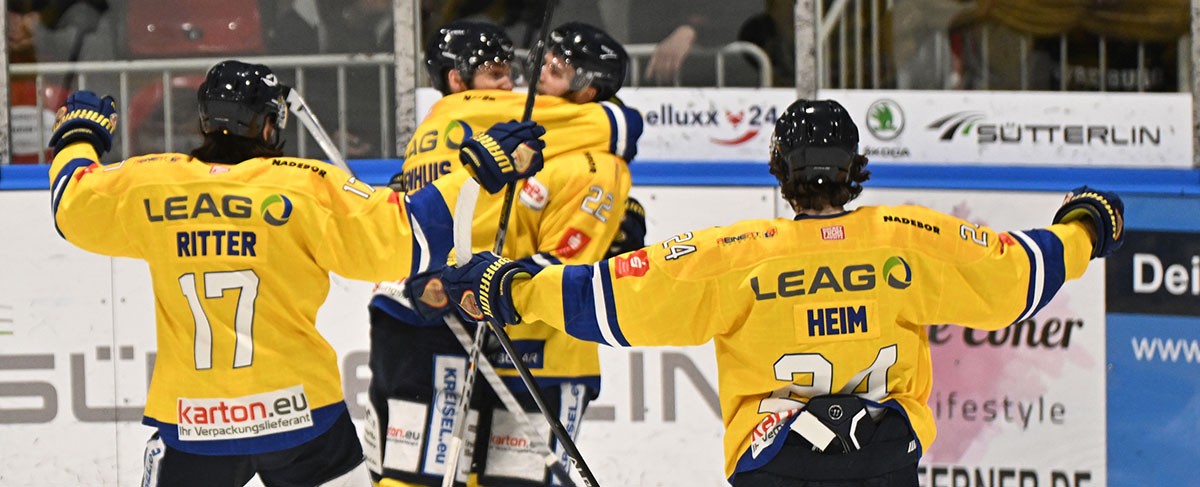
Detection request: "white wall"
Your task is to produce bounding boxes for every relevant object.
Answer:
[0,185,1106,486]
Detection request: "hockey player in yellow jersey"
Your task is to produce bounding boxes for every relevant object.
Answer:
[48,60,547,487]
[439,99,1127,486]
[365,20,640,487]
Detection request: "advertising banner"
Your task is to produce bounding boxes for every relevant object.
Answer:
[854,189,1108,486]
[1103,194,1200,486]
[423,88,1194,168]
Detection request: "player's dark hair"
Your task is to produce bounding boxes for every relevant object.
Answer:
[770,153,871,212]
[191,132,283,164]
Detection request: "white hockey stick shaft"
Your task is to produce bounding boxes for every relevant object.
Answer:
[443,314,576,486]
[441,180,482,487]
[284,88,352,175]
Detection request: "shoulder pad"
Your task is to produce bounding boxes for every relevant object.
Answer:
[600,101,643,163]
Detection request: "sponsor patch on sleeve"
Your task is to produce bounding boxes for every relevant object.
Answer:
[554,228,592,259]
[518,177,549,210]
[613,249,650,278]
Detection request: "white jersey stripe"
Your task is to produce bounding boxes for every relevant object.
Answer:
[591,263,620,347]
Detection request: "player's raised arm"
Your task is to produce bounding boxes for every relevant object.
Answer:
[443,224,740,348]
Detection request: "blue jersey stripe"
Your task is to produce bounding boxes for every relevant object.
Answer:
[1011,230,1068,322]
[1011,232,1041,322]
[561,265,606,344]
[1020,229,1067,315]
[406,185,454,274]
[620,106,644,162]
[49,158,94,237]
[601,103,620,159]
[597,263,630,346]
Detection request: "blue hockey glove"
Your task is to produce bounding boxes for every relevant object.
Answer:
[605,197,648,259]
[442,252,536,328]
[459,120,546,194]
[48,91,118,155]
[1052,186,1125,259]
[401,270,454,322]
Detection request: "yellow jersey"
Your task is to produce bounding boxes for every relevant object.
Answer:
[400,90,639,192]
[510,205,1096,479]
[372,90,639,389]
[50,142,454,455]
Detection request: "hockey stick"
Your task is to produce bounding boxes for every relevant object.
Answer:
[443,314,577,487]
[445,0,599,484]
[284,87,353,175]
[281,81,573,487]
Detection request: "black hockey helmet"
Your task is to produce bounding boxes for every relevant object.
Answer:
[546,21,628,101]
[770,99,859,185]
[197,60,288,138]
[425,20,515,95]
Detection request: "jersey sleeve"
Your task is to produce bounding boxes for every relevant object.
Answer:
[534,98,643,162]
[512,226,736,348]
[49,142,138,258]
[904,210,1095,331]
[523,152,632,268]
[312,170,454,282]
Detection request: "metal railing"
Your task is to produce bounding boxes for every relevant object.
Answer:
[625,41,774,88]
[10,53,395,162]
[9,42,770,165]
[816,0,1189,91]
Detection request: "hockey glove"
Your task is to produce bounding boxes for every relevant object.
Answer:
[442,252,536,328]
[459,120,546,194]
[1052,186,1125,259]
[401,270,454,322]
[605,197,648,259]
[48,91,118,155]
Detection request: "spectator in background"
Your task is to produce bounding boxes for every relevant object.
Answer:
[263,0,396,157]
[435,0,765,87]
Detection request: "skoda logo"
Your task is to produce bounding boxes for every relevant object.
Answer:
[884,256,912,289]
[866,99,904,141]
[261,194,293,226]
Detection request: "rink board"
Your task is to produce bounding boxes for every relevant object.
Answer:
[4,174,1197,485]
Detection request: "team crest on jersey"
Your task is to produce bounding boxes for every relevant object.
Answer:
[260,194,293,226]
[613,249,650,278]
[519,177,549,210]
